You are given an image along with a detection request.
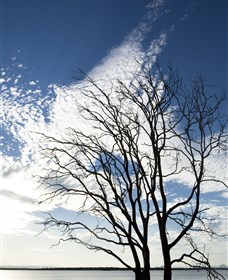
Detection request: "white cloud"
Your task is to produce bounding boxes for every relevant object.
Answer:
[220,191,228,199]
[29,81,36,85]
[0,159,57,234]
[146,0,166,22]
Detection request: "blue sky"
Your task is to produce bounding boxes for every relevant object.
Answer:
[2,0,147,84]
[1,0,227,268]
[2,0,227,87]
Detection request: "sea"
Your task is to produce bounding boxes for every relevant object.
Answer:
[0,270,227,280]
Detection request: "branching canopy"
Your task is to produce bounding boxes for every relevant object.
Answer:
[37,62,227,280]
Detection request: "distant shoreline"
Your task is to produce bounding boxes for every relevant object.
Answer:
[1,267,227,271]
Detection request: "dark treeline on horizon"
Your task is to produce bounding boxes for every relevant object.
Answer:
[1,267,227,271]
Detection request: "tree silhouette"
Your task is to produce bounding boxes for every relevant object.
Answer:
[38,62,227,280]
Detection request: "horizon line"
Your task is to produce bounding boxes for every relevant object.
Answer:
[1,266,227,271]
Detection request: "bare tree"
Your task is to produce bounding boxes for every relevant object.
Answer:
[37,62,227,280]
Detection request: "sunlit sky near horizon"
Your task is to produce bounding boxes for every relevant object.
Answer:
[1,0,227,268]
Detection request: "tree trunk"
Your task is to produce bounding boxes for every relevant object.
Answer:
[160,221,172,280]
[141,269,151,280]
[163,248,172,280]
[142,246,151,280]
[163,263,172,280]
[135,269,151,280]
[135,269,142,280]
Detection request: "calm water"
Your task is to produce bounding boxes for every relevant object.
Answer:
[0,270,227,280]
